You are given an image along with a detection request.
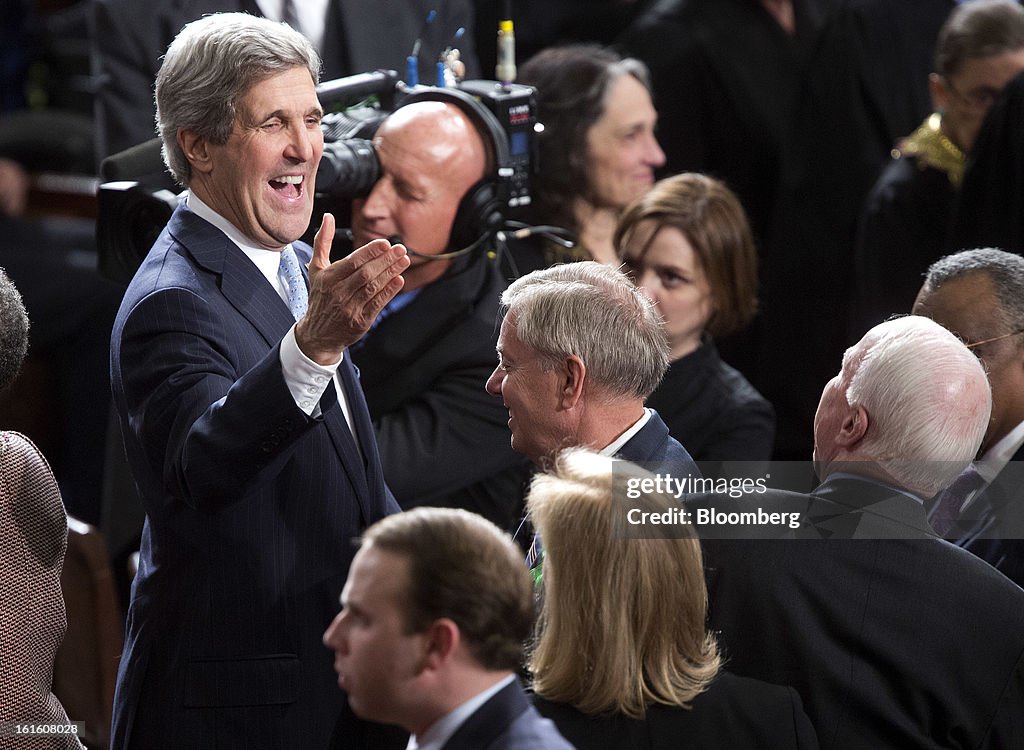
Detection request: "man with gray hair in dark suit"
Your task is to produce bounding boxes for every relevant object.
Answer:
[109,13,409,749]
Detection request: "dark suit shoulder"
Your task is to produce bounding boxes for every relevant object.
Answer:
[120,223,207,302]
[533,671,818,749]
[687,672,819,749]
[618,411,699,477]
[489,706,576,749]
[444,681,573,750]
[701,481,1024,749]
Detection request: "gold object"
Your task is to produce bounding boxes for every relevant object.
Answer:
[896,112,965,187]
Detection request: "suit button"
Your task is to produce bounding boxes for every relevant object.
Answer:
[261,442,273,453]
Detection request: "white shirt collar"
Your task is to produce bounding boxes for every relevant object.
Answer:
[601,408,653,457]
[976,419,1024,483]
[186,191,290,301]
[407,674,516,750]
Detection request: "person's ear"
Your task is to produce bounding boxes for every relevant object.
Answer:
[559,355,586,410]
[929,72,949,114]
[837,404,869,448]
[419,618,459,674]
[178,129,214,175]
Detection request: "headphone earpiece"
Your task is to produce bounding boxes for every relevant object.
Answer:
[394,86,512,253]
[449,179,505,250]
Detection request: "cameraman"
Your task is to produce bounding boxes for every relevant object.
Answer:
[348,99,530,530]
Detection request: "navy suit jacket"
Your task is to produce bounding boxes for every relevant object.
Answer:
[526,411,697,570]
[617,409,698,474]
[442,680,573,750]
[109,204,399,749]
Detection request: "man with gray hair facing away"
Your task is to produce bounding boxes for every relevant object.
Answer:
[696,315,1024,748]
[914,247,1024,586]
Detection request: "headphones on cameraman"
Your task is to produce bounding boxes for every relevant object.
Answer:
[392,86,513,254]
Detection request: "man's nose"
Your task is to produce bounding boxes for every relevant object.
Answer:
[485,366,503,397]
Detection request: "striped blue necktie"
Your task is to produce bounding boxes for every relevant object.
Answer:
[278,245,308,321]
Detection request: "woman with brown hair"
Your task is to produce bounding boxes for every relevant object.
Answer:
[616,172,774,461]
[527,448,818,749]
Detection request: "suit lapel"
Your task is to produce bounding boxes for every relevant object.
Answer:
[955,456,1024,545]
[170,206,295,347]
[337,359,380,468]
[321,376,374,522]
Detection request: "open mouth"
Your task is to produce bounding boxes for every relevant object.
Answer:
[269,174,304,199]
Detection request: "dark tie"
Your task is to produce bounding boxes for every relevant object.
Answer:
[282,0,298,28]
[931,464,986,537]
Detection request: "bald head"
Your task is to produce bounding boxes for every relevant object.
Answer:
[378,101,489,172]
[814,316,991,496]
[351,101,488,290]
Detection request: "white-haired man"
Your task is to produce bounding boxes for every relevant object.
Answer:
[694,316,1024,748]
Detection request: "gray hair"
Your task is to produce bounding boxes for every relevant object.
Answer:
[0,267,29,391]
[846,316,991,496]
[935,0,1024,78]
[155,12,321,185]
[923,247,1024,343]
[501,261,669,399]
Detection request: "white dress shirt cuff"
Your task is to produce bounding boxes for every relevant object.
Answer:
[280,325,342,416]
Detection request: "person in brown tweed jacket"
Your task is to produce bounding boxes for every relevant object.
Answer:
[0,267,82,750]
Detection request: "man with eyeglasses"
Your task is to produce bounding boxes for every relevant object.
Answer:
[854,0,1024,333]
[913,247,1024,587]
